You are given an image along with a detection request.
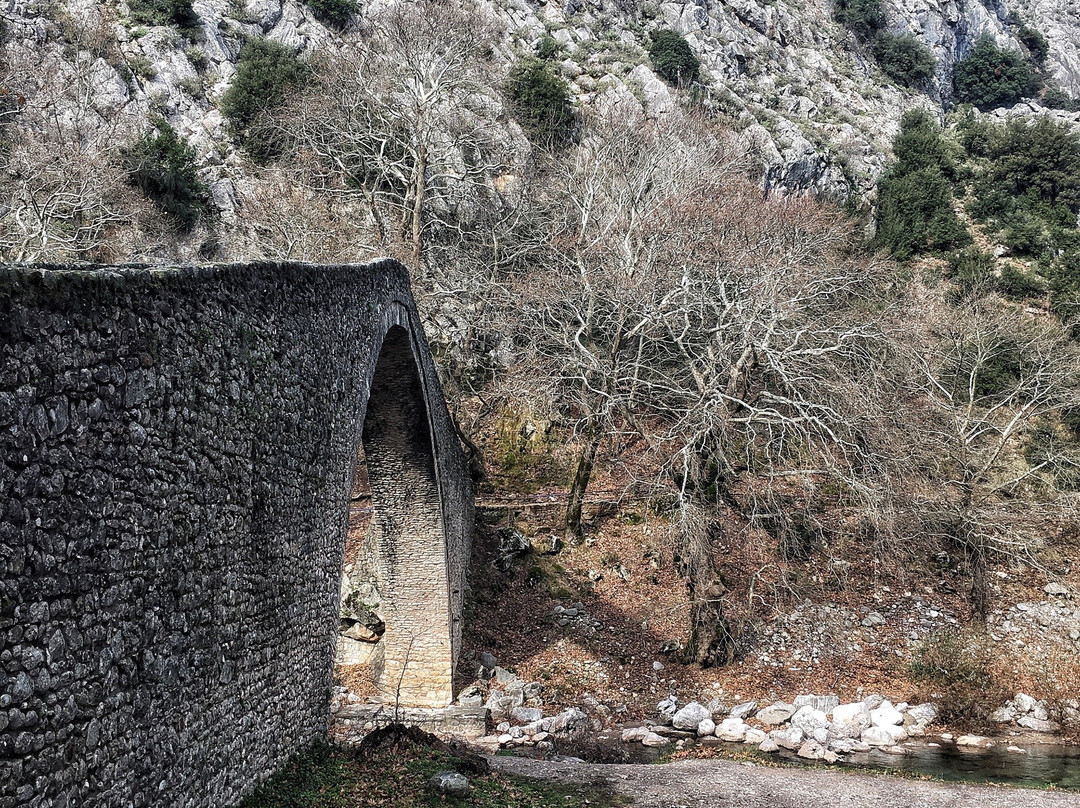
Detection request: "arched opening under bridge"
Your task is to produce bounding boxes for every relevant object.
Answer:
[335,324,454,708]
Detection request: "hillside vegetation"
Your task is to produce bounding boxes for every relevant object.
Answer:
[453,100,1080,730]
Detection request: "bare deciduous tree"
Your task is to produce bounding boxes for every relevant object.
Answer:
[0,12,173,262]
[231,163,380,263]
[897,287,1080,617]
[269,0,518,271]
[508,103,747,545]
[496,102,896,664]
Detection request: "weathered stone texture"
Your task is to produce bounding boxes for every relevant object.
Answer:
[0,261,472,807]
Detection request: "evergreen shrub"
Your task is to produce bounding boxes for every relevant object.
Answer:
[505,57,575,148]
[220,38,309,160]
[536,34,560,60]
[647,29,700,87]
[995,263,1045,300]
[1010,14,1048,67]
[875,112,969,259]
[303,0,356,28]
[833,0,885,41]
[873,33,935,87]
[834,0,935,89]
[876,166,970,259]
[954,36,1039,109]
[946,247,994,290]
[1048,249,1080,327]
[1042,87,1080,112]
[129,0,200,30]
[123,116,208,229]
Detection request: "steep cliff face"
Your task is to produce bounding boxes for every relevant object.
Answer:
[2,0,1079,226]
[1015,0,1080,90]
[884,0,1080,100]
[882,0,1000,101]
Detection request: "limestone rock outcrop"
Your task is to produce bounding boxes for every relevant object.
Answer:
[6,0,1079,244]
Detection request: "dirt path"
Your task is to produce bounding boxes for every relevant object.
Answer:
[488,755,1080,807]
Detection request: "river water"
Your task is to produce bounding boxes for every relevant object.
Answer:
[829,742,1080,791]
[552,734,1080,791]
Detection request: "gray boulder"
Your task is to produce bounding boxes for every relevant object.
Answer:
[1018,716,1060,733]
[485,693,517,724]
[494,527,531,569]
[744,727,767,744]
[755,701,796,725]
[510,706,543,725]
[990,704,1016,723]
[769,726,805,750]
[829,702,870,739]
[543,708,590,736]
[790,705,829,735]
[906,703,938,725]
[729,701,758,720]
[870,700,904,728]
[642,731,671,747]
[429,771,469,798]
[621,726,649,742]
[706,699,729,720]
[1013,693,1038,714]
[656,696,678,725]
[715,717,749,742]
[493,667,521,686]
[862,725,906,746]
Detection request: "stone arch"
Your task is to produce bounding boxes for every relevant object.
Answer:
[340,321,454,708]
[0,261,474,805]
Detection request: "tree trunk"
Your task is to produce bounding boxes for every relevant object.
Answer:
[965,523,990,622]
[957,486,990,622]
[682,555,735,667]
[411,145,427,269]
[564,422,600,545]
[451,415,486,483]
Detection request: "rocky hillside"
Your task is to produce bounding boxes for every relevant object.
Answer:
[3,0,1079,241]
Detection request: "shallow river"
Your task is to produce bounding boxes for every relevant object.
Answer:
[832,742,1080,791]
[552,734,1080,791]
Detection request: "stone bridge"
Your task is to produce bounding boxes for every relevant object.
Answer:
[0,261,473,807]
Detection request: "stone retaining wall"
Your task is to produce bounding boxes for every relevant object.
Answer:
[0,261,472,807]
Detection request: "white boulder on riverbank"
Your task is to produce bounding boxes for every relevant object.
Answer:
[991,693,1061,734]
[757,702,796,725]
[871,701,905,728]
[672,702,712,731]
[829,702,871,739]
[623,691,943,761]
[716,717,750,741]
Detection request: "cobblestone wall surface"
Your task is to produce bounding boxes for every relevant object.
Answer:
[0,261,472,808]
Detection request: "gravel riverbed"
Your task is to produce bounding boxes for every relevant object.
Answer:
[488,754,1080,807]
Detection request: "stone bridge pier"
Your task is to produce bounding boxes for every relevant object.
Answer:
[0,261,473,807]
